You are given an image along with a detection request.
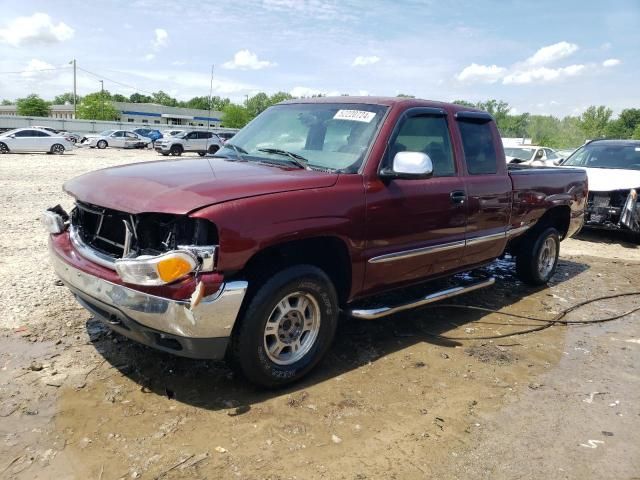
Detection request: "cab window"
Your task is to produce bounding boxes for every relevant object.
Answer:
[388,115,455,177]
[457,120,498,174]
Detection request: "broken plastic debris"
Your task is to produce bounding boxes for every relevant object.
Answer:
[190,281,205,310]
[215,446,227,453]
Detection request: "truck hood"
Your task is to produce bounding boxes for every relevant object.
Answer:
[63,158,339,214]
[578,167,640,192]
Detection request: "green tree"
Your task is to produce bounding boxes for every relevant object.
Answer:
[499,113,530,138]
[578,105,612,139]
[605,108,640,139]
[151,90,178,107]
[76,91,119,121]
[221,104,250,128]
[129,93,153,103]
[452,99,476,108]
[269,91,293,105]
[16,94,50,117]
[396,93,415,98]
[112,93,128,102]
[53,92,79,105]
[183,96,210,110]
[246,92,271,118]
[1,99,12,105]
[633,124,640,140]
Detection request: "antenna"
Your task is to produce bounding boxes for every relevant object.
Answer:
[205,64,215,154]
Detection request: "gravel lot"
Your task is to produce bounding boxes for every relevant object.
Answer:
[1,148,639,479]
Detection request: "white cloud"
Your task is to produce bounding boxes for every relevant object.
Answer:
[602,58,621,67]
[525,41,578,66]
[352,55,380,67]
[456,63,506,83]
[222,50,276,70]
[503,64,585,85]
[20,59,56,78]
[144,53,155,61]
[0,13,74,46]
[153,28,168,48]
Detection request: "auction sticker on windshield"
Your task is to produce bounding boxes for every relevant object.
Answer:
[333,110,376,123]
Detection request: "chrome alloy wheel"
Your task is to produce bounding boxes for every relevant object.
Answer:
[51,144,65,154]
[537,236,557,278]
[263,291,321,365]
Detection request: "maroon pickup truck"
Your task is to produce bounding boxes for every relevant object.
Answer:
[44,97,587,387]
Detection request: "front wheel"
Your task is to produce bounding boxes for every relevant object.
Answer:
[229,265,338,387]
[97,140,107,149]
[50,144,65,155]
[170,145,182,156]
[198,152,206,157]
[516,227,560,285]
[0,142,9,154]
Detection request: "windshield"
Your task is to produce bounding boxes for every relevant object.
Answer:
[217,103,388,171]
[504,147,535,160]
[100,130,116,136]
[563,143,640,170]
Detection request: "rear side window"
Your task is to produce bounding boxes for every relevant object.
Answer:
[457,120,498,175]
[389,115,455,177]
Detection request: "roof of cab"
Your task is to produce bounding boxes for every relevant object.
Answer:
[279,96,484,113]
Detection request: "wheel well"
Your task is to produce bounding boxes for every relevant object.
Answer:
[237,237,352,306]
[534,205,571,239]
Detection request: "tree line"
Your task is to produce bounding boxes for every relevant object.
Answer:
[4,92,639,146]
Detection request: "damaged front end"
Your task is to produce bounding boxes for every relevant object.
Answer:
[43,200,218,286]
[586,188,640,232]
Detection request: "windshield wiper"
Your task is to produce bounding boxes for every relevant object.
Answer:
[223,143,248,161]
[257,148,310,169]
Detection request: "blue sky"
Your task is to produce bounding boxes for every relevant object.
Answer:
[0,0,638,116]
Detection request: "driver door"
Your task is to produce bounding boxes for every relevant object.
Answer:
[110,131,126,147]
[363,109,467,294]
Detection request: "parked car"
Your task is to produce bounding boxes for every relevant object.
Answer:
[80,130,151,149]
[44,97,587,387]
[0,127,74,154]
[161,129,186,137]
[504,146,563,166]
[32,126,82,144]
[560,139,640,235]
[154,130,222,156]
[215,131,235,144]
[133,128,163,143]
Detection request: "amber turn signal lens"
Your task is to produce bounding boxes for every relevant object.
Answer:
[157,256,195,283]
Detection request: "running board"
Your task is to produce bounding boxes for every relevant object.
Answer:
[348,277,495,320]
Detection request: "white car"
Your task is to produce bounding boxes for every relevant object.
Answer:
[154,130,222,156]
[504,146,563,166]
[560,139,640,235]
[0,127,74,155]
[80,130,151,149]
[161,129,186,137]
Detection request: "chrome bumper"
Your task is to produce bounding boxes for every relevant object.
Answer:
[50,248,247,339]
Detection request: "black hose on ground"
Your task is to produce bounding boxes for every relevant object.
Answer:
[421,291,640,341]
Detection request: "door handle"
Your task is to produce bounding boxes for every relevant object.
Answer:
[450,190,466,205]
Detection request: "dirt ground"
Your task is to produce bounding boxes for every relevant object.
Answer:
[1,148,639,480]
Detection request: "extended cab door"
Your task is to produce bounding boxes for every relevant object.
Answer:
[455,112,511,265]
[363,108,467,294]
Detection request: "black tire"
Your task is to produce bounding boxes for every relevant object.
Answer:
[50,143,65,155]
[0,142,9,154]
[230,265,338,388]
[161,153,169,157]
[170,145,182,156]
[97,140,107,149]
[516,227,560,285]
[208,145,220,155]
[198,152,206,157]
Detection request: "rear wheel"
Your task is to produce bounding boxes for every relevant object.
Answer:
[170,145,183,156]
[516,227,560,285]
[50,144,65,155]
[0,142,8,154]
[229,265,338,388]
[97,140,107,149]
[198,152,206,157]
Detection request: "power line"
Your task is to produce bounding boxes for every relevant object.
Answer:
[76,65,156,96]
[0,66,71,75]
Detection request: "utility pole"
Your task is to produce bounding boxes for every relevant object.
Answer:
[100,80,104,120]
[72,59,77,118]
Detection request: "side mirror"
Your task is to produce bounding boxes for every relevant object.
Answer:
[554,158,563,166]
[381,151,433,179]
[8,134,15,138]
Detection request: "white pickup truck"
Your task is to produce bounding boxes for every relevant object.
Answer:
[154,130,222,157]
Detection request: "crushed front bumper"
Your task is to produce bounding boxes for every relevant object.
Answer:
[586,189,640,232]
[49,240,247,359]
